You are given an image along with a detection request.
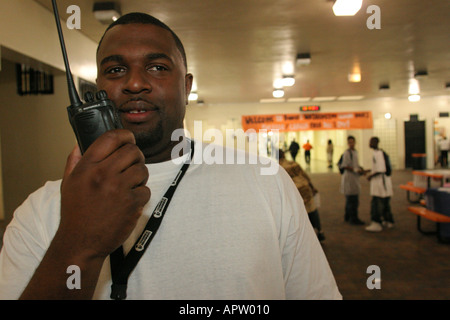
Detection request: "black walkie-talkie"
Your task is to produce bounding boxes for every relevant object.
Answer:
[51,0,122,154]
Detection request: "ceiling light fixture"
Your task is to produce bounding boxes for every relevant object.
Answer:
[414,70,428,78]
[296,53,311,66]
[408,78,420,95]
[188,92,198,101]
[260,98,285,103]
[348,73,361,82]
[332,0,363,16]
[281,75,295,87]
[273,89,285,98]
[93,2,121,24]
[408,94,421,102]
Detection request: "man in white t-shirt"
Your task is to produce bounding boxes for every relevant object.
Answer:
[0,13,341,300]
[365,137,394,232]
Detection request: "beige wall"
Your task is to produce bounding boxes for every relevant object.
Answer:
[0,0,97,223]
[0,59,75,223]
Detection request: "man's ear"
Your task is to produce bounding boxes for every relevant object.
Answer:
[185,73,194,105]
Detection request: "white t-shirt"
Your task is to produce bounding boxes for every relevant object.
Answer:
[439,138,450,151]
[370,149,393,198]
[0,140,341,300]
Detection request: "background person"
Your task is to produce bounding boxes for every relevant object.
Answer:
[303,140,313,165]
[327,139,334,168]
[438,135,450,168]
[279,150,325,241]
[339,136,366,225]
[365,137,394,232]
[289,139,300,162]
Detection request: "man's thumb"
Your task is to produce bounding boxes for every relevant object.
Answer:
[63,145,82,180]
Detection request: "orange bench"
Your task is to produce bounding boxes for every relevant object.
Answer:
[408,206,450,243]
[400,182,426,203]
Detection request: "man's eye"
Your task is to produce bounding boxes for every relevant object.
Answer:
[148,65,167,72]
[106,66,125,74]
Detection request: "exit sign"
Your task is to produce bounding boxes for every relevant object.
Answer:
[300,105,320,112]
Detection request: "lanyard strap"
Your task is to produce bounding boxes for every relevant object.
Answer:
[109,140,194,300]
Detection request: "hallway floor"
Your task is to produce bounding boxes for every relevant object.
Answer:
[0,160,449,300]
[309,165,450,300]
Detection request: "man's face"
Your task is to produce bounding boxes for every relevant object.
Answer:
[348,138,356,149]
[96,23,193,159]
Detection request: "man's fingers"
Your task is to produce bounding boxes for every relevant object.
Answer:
[83,129,136,163]
[63,145,82,180]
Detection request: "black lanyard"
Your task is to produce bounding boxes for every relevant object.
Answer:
[109,140,194,300]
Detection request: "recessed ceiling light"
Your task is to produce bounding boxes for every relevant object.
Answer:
[408,94,421,102]
[348,73,361,82]
[93,2,121,24]
[273,89,285,98]
[332,0,363,16]
[281,75,295,87]
[188,92,198,101]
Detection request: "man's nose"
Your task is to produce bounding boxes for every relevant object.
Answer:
[123,69,152,94]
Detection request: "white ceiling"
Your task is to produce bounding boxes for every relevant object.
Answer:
[34,0,450,105]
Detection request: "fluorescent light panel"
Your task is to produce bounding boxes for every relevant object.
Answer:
[288,97,311,102]
[260,98,286,103]
[312,96,336,102]
[337,95,365,101]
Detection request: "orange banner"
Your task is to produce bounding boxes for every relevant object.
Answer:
[241,111,373,132]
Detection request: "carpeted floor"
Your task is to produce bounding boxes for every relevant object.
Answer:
[0,168,449,300]
[311,169,450,300]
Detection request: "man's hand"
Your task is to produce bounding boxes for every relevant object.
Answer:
[60,129,151,260]
[20,129,150,299]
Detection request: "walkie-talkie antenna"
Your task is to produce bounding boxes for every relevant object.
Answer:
[51,0,82,107]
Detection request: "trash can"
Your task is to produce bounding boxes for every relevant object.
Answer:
[412,153,426,170]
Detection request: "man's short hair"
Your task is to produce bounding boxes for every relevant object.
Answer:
[97,12,188,69]
[347,135,355,141]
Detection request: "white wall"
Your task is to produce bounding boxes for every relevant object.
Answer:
[185,95,450,169]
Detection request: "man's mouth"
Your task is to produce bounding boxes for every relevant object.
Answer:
[126,109,149,114]
[119,99,159,123]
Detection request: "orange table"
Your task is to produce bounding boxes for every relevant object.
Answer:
[412,170,450,189]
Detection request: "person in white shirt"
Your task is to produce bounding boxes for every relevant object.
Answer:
[438,135,450,168]
[365,137,394,232]
[0,12,341,300]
